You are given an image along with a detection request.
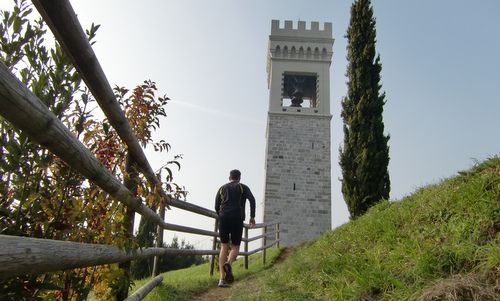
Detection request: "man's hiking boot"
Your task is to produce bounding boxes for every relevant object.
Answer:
[218,279,228,288]
[223,262,234,283]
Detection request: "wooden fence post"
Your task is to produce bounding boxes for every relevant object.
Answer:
[262,225,267,265]
[209,219,219,275]
[152,202,165,276]
[244,227,249,269]
[117,154,138,300]
[276,223,280,248]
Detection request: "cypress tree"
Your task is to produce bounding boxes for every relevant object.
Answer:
[340,0,390,218]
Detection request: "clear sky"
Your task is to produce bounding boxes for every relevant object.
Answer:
[3,1,499,249]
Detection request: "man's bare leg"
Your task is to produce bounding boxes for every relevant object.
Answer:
[227,244,240,264]
[219,243,230,281]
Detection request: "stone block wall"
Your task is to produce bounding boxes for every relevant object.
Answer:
[263,112,331,246]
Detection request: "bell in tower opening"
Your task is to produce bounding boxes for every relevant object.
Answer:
[283,74,317,108]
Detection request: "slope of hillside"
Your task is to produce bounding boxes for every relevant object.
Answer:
[233,157,499,300]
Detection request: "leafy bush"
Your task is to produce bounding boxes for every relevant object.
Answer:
[0,1,184,299]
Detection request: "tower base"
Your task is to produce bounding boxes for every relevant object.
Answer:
[263,112,331,246]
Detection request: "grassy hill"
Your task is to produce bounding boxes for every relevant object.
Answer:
[135,157,499,300]
[231,157,499,300]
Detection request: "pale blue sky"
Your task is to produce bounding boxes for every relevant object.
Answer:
[4,1,499,248]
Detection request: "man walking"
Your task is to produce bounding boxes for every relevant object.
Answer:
[215,169,256,287]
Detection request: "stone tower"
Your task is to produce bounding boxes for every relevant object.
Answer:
[263,20,333,246]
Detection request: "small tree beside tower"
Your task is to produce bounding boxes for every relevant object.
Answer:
[340,0,390,218]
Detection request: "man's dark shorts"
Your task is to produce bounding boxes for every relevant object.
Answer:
[219,217,243,245]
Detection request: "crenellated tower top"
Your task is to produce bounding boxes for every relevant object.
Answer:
[270,20,332,39]
[266,19,334,115]
[268,20,334,65]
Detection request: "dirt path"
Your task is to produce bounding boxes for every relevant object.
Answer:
[191,248,293,301]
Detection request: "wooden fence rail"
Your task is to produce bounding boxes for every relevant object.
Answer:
[169,199,218,219]
[0,234,219,280]
[242,240,280,256]
[123,275,164,301]
[0,0,281,299]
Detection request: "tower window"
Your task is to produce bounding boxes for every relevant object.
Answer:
[282,73,318,108]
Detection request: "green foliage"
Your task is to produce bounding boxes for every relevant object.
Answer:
[157,237,207,273]
[244,157,500,300]
[339,0,390,218]
[0,1,184,299]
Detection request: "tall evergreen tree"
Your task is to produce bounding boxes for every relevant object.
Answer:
[340,0,390,218]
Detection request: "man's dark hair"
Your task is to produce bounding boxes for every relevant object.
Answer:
[229,169,241,180]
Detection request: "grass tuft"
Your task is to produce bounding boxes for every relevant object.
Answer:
[419,273,499,301]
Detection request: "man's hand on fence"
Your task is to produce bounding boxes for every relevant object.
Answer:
[249,217,256,228]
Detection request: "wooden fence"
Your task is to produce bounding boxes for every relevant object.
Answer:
[0,0,279,300]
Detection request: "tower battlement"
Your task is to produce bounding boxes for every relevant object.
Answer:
[271,20,332,39]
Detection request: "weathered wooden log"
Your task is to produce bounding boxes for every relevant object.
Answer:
[244,227,249,269]
[162,222,219,237]
[209,220,219,276]
[244,221,279,229]
[262,225,268,265]
[123,275,163,301]
[0,63,164,230]
[276,223,280,248]
[31,0,172,208]
[152,203,165,277]
[0,234,219,280]
[206,228,280,243]
[239,240,279,256]
[246,230,277,242]
[116,154,139,300]
[169,198,218,219]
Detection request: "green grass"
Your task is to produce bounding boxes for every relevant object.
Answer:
[133,157,499,300]
[131,246,282,300]
[242,157,499,300]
